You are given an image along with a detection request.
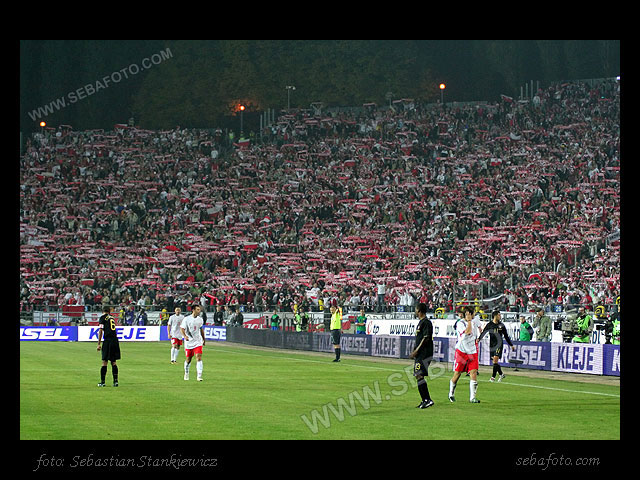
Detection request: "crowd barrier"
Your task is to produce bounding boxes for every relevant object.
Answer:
[20,325,619,376]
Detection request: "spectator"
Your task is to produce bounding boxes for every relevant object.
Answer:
[377,282,387,312]
[349,291,361,310]
[533,307,552,342]
[213,305,224,326]
[234,307,243,327]
[124,306,135,326]
[19,79,619,315]
[136,307,147,326]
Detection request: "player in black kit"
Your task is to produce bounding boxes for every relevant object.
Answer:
[97,306,121,387]
[478,310,515,382]
[409,303,434,409]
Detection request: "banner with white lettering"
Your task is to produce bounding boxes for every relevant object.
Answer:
[603,344,620,376]
[203,326,227,342]
[495,341,550,370]
[366,318,419,336]
[77,326,160,342]
[18,326,620,376]
[363,312,612,344]
[551,343,604,375]
[371,335,401,358]
[312,332,371,355]
[20,326,77,341]
[366,318,489,339]
[340,334,371,355]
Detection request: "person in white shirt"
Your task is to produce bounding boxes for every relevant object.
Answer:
[449,306,483,403]
[349,292,361,309]
[307,285,320,309]
[180,304,205,381]
[376,282,386,312]
[167,307,185,364]
[401,288,415,308]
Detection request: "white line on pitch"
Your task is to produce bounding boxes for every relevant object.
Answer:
[495,381,619,398]
[207,345,621,398]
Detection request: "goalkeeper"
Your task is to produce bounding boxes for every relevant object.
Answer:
[478,310,515,382]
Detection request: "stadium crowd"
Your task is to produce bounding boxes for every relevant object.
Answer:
[20,79,620,316]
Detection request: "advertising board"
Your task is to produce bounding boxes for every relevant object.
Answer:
[20,326,77,341]
[19,325,620,376]
[77,326,160,342]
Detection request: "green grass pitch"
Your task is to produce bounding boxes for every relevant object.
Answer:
[20,341,620,440]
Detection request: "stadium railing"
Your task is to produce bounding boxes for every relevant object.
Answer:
[24,302,618,329]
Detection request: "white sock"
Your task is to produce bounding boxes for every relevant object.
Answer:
[449,380,457,396]
[184,361,190,374]
[470,380,478,400]
[197,360,203,377]
[171,348,176,361]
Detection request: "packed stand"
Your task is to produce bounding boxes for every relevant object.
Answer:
[20,79,620,317]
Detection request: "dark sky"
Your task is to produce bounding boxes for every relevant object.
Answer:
[19,40,620,133]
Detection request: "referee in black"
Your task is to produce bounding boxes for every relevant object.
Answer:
[409,303,434,409]
[478,310,515,382]
[97,305,121,387]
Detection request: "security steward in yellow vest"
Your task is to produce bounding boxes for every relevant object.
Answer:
[330,305,342,362]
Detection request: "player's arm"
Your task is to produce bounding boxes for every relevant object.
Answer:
[501,322,515,348]
[200,327,206,346]
[464,320,473,335]
[477,322,490,342]
[181,326,189,342]
[167,320,172,340]
[97,326,103,351]
[410,338,426,359]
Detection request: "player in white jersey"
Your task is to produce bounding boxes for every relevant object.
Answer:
[449,306,483,403]
[167,307,185,364]
[180,304,205,381]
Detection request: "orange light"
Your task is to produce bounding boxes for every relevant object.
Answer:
[439,83,446,90]
[239,105,245,111]
[39,121,46,127]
